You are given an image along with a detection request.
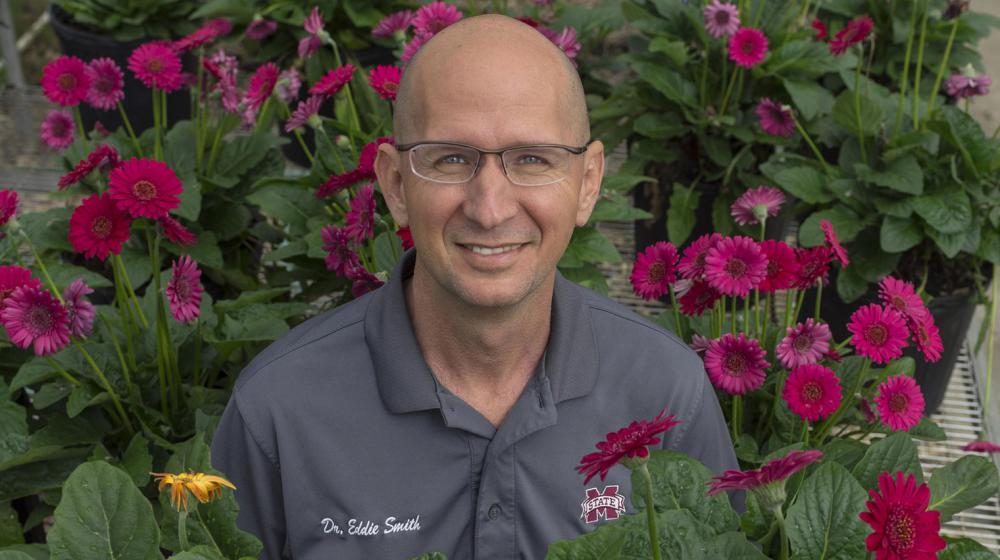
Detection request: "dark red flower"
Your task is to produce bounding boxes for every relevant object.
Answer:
[812,19,828,40]
[59,144,120,190]
[160,216,198,246]
[830,15,874,56]
[859,471,946,559]
[708,449,822,497]
[396,226,414,250]
[576,409,679,484]
[794,246,833,289]
[678,279,721,316]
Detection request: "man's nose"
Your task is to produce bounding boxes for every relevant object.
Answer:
[461,154,518,230]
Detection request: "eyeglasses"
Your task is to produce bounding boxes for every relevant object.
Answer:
[395,141,590,187]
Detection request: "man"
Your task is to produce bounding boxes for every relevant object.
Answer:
[211,14,738,559]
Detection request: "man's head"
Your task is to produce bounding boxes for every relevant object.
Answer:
[374,14,604,310]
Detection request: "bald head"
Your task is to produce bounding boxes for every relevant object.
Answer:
[393,14,589,146]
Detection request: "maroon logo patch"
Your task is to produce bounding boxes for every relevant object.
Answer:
[580,485,626,523]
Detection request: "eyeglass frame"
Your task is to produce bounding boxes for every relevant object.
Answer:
[394,140,593,186]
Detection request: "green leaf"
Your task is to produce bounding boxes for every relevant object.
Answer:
[760,164,832,204]
[47,461,163,560]
[588,193,653,224]
[633,113,686,140]
[561,227,621,267]
[0,552,35,560]
[851,433,923,491]
[545,522,626,559]
[928,455,1000,523]
[261,239,307,264]
[168,546,227,560]
[9,358,57,394]
[247,184,326,236]
[907,417,946,442]
[913,189,972,234]
[798,208,864,247]
[880,215,923,253]
[633,62,697,108]
[373,231,403,274]
[855,155,924,195]
[216,133,273,178]
[667,183,700,246]
[832,90,883,137]
[559,264,609,295]
[174,179,202,222]
[18,207,74,252]
[632,450,739,534]
[940,537,1000,559]
[648,36,688,67]
[43,262,112,290]
[927,228,967,259]
[0,457,82,502]
[120,433,152,488]
[785,462,868,560]
[215,288,288,312]
[784,80,835,120]
[200,202,251,242]
[764,40,840,79]
[0,402,28,467]
[66,383,109,418]
[164,121,196,179]
[602,174,656,194]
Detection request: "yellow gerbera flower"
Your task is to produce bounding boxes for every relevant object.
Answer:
[151,471,236,512]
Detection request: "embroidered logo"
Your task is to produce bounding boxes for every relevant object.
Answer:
[580,485,626,523]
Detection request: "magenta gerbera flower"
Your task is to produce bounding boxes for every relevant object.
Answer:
[849,304,909,364]
[0,189,18,229]
[84,58,125,111]
[347,265,384,297]
[690,333,712,354]
[704,236,768,297]
[878,276,927,322]
[945,72,992,98]
[310,64,356,98]
[345,183,376,243]
[245,18,278,40]
[1,286,71,356]
[357,137,394,175]
[708,449,822,509]
[412,1,463,36]
[538,26,582,61]
[755,98,795,137]
[859,472,946,559]
[821,219,849,266]
[322,225,360,277]
[728,27,769,68]
[59,143,120,190]
[372,10,416,39]
[108,158,183,220]
[68,193,133,261]
[0,265,40,310]
[166,255,203,324]
[368,65,402,101]
[298,35,322,60]
[908,313,943,363]
[704,333,769,395]
[40,110,75,150]
[402,32,432,62]
[303,6,324,35]
[160,216,197,246]
[630,241,679,301]
[275,68,302,105]
[730,186,785,226]
[576,408,680,484]
[875,375,925,432]
[679,233,723,280]
[245,63,279,113]
[128,42,184,92]
[396,226,414,251]
[285,95,323,132]
[758,239,799,292]
[63,278,95,339]
[812,19,828,40]
[174,18,230,52]
[776,318,831,369]
[703,0,741,39]
[41,55,91,107]
[963,441,1000,453]
[830,15,874,56]
[783,363,842,422]
[794,246,833,289]
[678,280,721,317]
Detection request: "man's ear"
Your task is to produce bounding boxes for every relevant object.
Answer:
[374,144,409,227]
[575,140,605,227]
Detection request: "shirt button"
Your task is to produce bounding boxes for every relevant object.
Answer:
[488,503,501,520]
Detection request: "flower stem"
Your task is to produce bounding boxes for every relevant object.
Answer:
[113,254,148,328]
[44,356,80,386]
[19,230,63,304]
[814,281,823,320]
[793,117,831,176]
[775,509,790,560]
[117,102,143,157]
[984,266,998,425]
[800,418,809,446]
[815,358,870,443]
[926,17,959,125]
[668,285,684,339]
[732,396,742,440]
[853,45,868,166]
[206,122,225,175]
[719,67,742,118]
[912,2,929,129]
[892,3,919,139]
[74,339,134,435]
[72,106,88,146]
[145,226,171,418]
[639,462,662,560]
[178,510,190,551]
[152,87,163,161]
[280,103,315,164]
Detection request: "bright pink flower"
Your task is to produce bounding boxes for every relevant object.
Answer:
[0,189,18,228]
[63,278,95,338]
[174,18,231,52]
[830,15,874,55]
[784,363,842,422]
[875,375,925,432]
[285,95,323,132]
[412,1,463,36]
[402,32,432,62]
[59,144,120,190]
[708,449,822,498]
[298,8,324,59]
[41,55,91,107]
[68,193,132,261]
[908,313,943,363]
[85,58,125,110]
[758,240,799,292]
[821,219,849,266]
[245,18,278,40]
[690,333,712,354]
[703,0,741,39]
[2,286,71,355]
[396,226,414,250]
[358,137,394,175]
[316,169,365,199]
[369,65,402,101]
[310,64,356,98]
[576,408,680,484]
[704,236,768,297]
[755,98,795,137]
[728,27,769,68]
[166,255,203,324]
[794,246,832,288]
[878,276,927,322]
[812,19,828,40]
[128,42,184,92]
[704,333,769,395]
[372,10,416,39]
[679,233,723,280]
[630,242,679,301]
[345,183,376,243]
[731,186,785,225]
[849,304,909,364]
[945,73,992,98]
[108,158,183,220]
[776,318,831,369]
[539,26,582,61]
[0,266,40,310]
[245,63,279,113]
[678,280,721,316]
[303,6,324,35]
[276,69,302,104]
[347,265,384,297]
[40,110,75,150]
[963,441,1000,453]
[160,216,197,246]
[859,472,945,559]
[322,225,360,277]
[298,35,322,59]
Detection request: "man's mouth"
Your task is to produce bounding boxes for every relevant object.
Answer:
[460,243,525,256]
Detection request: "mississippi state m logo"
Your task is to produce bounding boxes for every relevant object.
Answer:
[580,485,626,523]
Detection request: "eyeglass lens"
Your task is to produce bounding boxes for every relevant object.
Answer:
[409,144,574,186]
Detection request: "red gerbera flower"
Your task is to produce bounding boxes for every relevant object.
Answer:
[848,304,909,364]
[85,58,125,111]
[821,219,849,266]
[731,185,785,225]
[41,55,91,107]
[396,226,414,250]
[812,19,828,40]
[40,109,75,150]
[776,318,831,368]
[874,375,925,432]
[245,63,279,113]
[728,27,769,68]
[755,98,796,137]
[783,364,842,422]
[245,18,278,40]
[160,216,198,246]
[63,278,95,339]
[322,225,360,277]
[630,241,679,301]
[412,1,463,36]
[794,246,833,288]
[704,333,769,395]
[963,441,1000,453]
[128,42,184,92]
[345,183,376,243]
[678,280,720,316]
[346,265,384,298]
[368,65,402,101]
[285,95,323,132]
[372,10,416,39]
[758,239,799,292]
[310,64,356,98]
[708,449,822,510]
[878,276,927,322]
[830,15,874,56]
[1,286,72,356]
[108,158,183,220]
[703,0,741,39]
[0,265,40,310]
[59,144,120,190]
[0,189,19,228]
[908,313,943,363]
[576,408,680,484]
[704,236,768,297]
[166,255,203,324]
[859,472,945,560]
[358,137,394,176]
[68,193,133,261]
[174,18,230,52]
[679,233,723,280]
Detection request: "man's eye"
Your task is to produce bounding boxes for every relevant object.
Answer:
[514,154,548,165]
[437,154,471,165]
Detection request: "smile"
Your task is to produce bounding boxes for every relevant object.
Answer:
[461,243,525,256]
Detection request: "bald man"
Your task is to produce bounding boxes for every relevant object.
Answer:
[212,14,739,559]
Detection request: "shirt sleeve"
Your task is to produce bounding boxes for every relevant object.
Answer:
[210,391,290,559]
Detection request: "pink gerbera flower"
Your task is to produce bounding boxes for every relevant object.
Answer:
[174,19,230,52]
[794,246,833,288]
[0,189,18,228]
[758,240,799,292]
[878,277,927,322]
[285,95,323,132]
[63,278,95,338]
[357,137,394,175]
[275,68,302,105]
[679,233,723,280]
[346,265,384,297]
[755,98,796,137]
[160,216,197,246]
[108,158,183,220]
[396,226,414,250]
[372,10,416,39]
[59,144,120,190]
[849,304,909,364]
[776,318,831,369]
[821,219,849,266]
[576,408,680,484]
[303,6,324,35]
[40,110,75,150]
[298,35,322,60]
[68,193,133,261]
[678,280,721,316]
[539,26,582,61]
[322,225,361,277]
[945,73,992,98]
[368,65,402,101]
[708,449,822,509]
[812,19,828,40]
[345,183,376,243]
[166,255,203,324]
[412,1,463,36]
[630,241,679,301]
[128,42,184,92]
[703,0,741,39]
[316,169,365,199]
[245,18,278,40]
[704,333,769,395]
[1,286,71,356]
[245,63,279,113]
[963,441,1000,453]
[731,186,785,226]
[875,375,925,432]
[908,313,943,363]
[0,265,40,309]
[704,236,768,297]
[860,472,946,559]
[310,64,356,98]
[690,333,712,354]
[41,55,91,107]
[402,32,432,62]
[85,58,125,111]
[783,364,842,422]
[830,15,874,56]
[728,27,769,68]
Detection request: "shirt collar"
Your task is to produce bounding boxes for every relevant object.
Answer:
[365,248,599,414]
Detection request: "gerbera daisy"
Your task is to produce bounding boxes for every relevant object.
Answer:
[848,304,909,364]
[303,6,324,35]
[908,313,943,363]
[704,236,768,297]
[412,1,463,36]
[539,26,582,61]
[963,441,1000,453]
[703,1,741,39]
[874,375,925,432]
[678,233,723,280]
[945,68,992,98]
[322,225,360,277]
[1,286,71,356]
[298,34,322,60]
[783,363,842,422]
[630,241,679,301]
[731,186,785,225]
[347,265,384,298]
[59,144,120,190]
[755,98,796,137]
[285,95,323,132]
[878,276,927,321]
[708,449,822,510]
[310,64,356,98]
[40,110,75,150]
[63,278,95,338]
[678,280,721,316]
[703,333,769,395]
[85,58,124,111]
[776,318,832,368]
[166,255,203,324]
[859,397,878,424]
[690,333,712,354]
[812,19,828,40]
[68,193,133,261]
[0,265,40,309]
[152,471,236,512]
[728,27,769,68]
[794,246,833,288]
[245,63,279,113]
[275,69,302,105]
[576,408,680,484]
[244,18,278,41]
[160,216,198,246]
[830,15,874,56]
[174,19,230,53]
[128,42,184,92]
[402,32,432,63]
[108,158,183,220]
[345,183,376,243]
[357,137,394,175]
[821,219,849,266]
[41,55,91,107]
[368,65,402,101]
[859,472,946,559]
[396,226,414,250]
[0,189,18,228]
[372,10,416,40]
[758,239,799,292]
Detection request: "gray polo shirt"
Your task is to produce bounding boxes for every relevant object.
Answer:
[211,249,739,559]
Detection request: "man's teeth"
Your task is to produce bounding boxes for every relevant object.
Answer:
[468,244,521,255]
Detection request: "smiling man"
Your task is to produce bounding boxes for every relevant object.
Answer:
[212,14,738,560]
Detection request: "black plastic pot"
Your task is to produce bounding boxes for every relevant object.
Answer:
[48,4,192,134]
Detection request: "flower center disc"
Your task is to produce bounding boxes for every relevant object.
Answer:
[647,262,666,284]
[91,216,112,239]
[724,258,747,278]
[132,180,158,201]
[724,353,747,376]
[147,59,164,73]
[802,381,822,403]
[864,323,888,345]
[715,12,730,25]
[793,334,814,353]
[175,280,192,300]
[886,507,916,553]
[26,304,52,333]
[889,393,909,413]
[58,73,77,90]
